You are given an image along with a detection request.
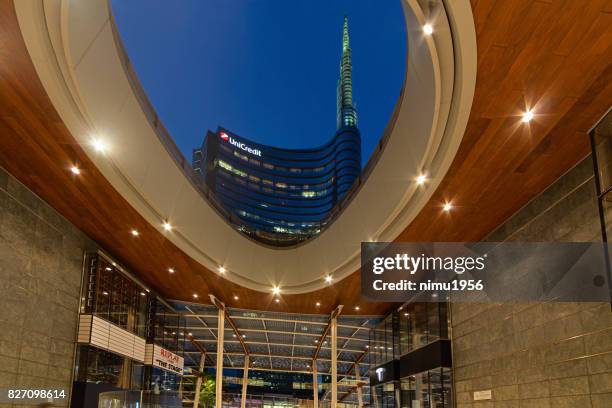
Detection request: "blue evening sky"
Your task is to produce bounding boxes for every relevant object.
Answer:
[111,0,406,165]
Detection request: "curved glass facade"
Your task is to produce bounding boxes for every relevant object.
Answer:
[193,126,361,246]
[192,16,362,246]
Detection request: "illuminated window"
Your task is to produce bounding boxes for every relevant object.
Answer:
[302,191,315,198]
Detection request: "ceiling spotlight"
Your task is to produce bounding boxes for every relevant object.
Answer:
[105,267,112,271]
[218,266,226,274]
[315,340,319,343]
[234,295,239,300]
[354,306,360,311]
[423,24,433,35]
[275,298,280,303]
[404,312,409,316]
[521,109,534,123]
[91,138,107,153]
[325,275,333,283]
[443,202,452,212]
[102,291,109,296]
[416,174,427,185]
[272,286,281,295]
[162,221,172,231]
[168,268,175,274]
[316,302,321,307]
[193,294,198,299]
[131,229,139,236]
[365,345,369,349]
[70,166,81,175]
[140,292,146,296]
[188,332,193,336]
[242,334,246,338]
[233,334,237,338]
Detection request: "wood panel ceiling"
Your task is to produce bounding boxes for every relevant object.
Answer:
[1,0,611,315]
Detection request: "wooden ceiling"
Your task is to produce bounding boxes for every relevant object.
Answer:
[1,0,611,315]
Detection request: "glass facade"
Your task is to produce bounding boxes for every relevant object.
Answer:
[398,368,453,408]
[192,17,361,247]
[193,126,361,246]
[81,253,148,337]
[73,253,185,407]
[370,303,452,408]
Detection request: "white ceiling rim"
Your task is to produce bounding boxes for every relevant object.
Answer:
[14,0,476,294]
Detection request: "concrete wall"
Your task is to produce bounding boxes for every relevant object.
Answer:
[0,167,96,407]
[451,157,612,408]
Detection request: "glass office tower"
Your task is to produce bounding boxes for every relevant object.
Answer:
[193,17,361,246]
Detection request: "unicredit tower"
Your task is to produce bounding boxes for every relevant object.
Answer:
[193,16,361,246]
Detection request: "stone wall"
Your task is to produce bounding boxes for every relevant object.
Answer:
[0,167,96,407]
[451,157,612,408]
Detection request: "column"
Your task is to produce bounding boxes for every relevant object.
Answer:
[240,355,249,408]
[355,364,363,408]
[193,353,206,408]
[216,308,225,408]
[312,362,318,408]
[331,317,338,408]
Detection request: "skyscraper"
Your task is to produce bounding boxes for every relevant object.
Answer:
[337,16,358,129]
[193,17,361,246]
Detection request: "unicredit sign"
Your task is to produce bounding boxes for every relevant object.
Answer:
[219,131,262,157]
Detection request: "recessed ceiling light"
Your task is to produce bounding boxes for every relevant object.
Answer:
[102,291,108,296]
[242,334,246,338]
[325,275,333,283]
[315,340,319,343]
[162,221,172,231]
[272,286,280,295]
[365,345,369,349]
[105,267,112,271]
[140,292,146,296]
[316,302,321,307]
[443,202,452,212]
[416,174,427,185]
[168,268,175,274]
[193,294,198,299]
[521,109,534,123]
[218,266,226,274]
[91,138,107,153]
[233,334,237,338]
[354,306,360,311]
[131,229,139,236]
[275,298,280,303]
[188,332,193,336]
[70,166,81,175]
[423,24,433,35]
[404,312,409,316]
[234,295,239,300]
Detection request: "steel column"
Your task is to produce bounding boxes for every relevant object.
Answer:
[331,316,338,408]
[312,362,319,408]
[240,355,249,408]
[215,308,225,408]
[355,364,363,408]
[193,353,206,408]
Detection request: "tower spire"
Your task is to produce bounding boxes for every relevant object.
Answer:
[337,15,358,130]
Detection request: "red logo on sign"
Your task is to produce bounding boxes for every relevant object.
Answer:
[219,131,229,141]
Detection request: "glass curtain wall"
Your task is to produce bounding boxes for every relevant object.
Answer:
[399,368,452,408]
[82,253,147,337]
[370,302,451,408]
[145,298,185,394]
[398,303,448,357]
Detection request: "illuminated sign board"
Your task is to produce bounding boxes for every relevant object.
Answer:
[219,131,262,157]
